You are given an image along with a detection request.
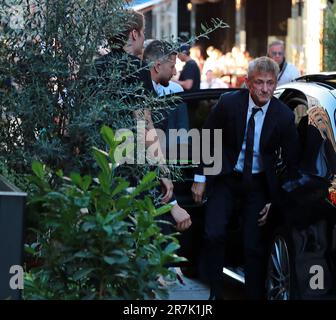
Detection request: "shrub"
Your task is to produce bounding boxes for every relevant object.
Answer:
[0,0,228,178]
[0,0,170,176]
[24,126,183,299]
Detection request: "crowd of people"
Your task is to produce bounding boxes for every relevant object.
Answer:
[102,9,303,300]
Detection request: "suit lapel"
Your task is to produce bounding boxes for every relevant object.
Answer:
[235,92,249,153]
[260,98,278,150]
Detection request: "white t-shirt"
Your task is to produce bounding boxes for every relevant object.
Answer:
[152,80,184,96]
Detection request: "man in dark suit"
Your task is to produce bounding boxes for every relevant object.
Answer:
[191,56,300,299]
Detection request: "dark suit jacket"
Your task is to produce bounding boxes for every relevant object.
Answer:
[196,89,300,203]
[94,49,155,94]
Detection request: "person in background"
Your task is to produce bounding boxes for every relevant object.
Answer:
[267,40,300,86]
[190,45,205,73]
[175,44,201,92]
[95,11,190,232]
[200,69,228,89]
[143,40,190,162]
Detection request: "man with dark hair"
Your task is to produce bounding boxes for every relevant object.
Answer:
[143,40,177,88]
[175,44,201,92]
[191,56,300,299]
[96,10,152,91]
[107,10,146,55]
[95,13,191,232]
[143,40,189,160]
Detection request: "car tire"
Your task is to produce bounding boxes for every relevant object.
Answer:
[265,228,299,300]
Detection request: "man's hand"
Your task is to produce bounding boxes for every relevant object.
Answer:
[161,178,174,203]
[171,204,192,231]
[191,182,206,204]
[258,203,271,226]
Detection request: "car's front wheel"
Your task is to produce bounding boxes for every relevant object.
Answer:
[266,233,295,300]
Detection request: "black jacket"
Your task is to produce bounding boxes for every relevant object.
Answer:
[196,89,300,203]
[94,49,155,94]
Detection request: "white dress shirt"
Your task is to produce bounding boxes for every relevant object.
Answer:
[194,95,270,183]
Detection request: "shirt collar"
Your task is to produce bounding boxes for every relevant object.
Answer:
[152,80,162,95]
[248,94,270,115]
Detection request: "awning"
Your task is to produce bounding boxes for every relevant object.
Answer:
[130,0,167,12]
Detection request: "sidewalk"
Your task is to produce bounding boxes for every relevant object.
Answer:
[163,267,245,300]
[165,268,210,300]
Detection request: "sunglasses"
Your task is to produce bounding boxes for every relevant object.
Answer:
[270,51,284,57]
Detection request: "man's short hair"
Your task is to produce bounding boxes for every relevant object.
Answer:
[143,40,177,63]
[268,40,285,51]
[106,10,144,48]
[247,56,280,78]
[179,44,190,55]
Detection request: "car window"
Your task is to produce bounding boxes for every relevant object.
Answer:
[185,98,218,130]
[278,89,309,125]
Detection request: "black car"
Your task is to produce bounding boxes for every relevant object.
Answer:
[173,73,336,300]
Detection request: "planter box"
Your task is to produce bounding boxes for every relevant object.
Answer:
[0,176,26,300]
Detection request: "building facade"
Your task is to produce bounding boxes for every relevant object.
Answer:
[178,0,331,74]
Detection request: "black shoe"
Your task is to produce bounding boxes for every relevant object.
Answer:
[208,289,216,300]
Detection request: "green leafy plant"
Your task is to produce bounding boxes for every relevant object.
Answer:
[0,0,228,180]
[0,0,167,176]
[24,126,183,300]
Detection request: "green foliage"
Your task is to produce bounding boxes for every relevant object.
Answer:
[24,126,183,300]
[0,0,167,176]
[0,0,228,179]
[323,1,336,71]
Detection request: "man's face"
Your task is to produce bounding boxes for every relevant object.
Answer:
[246,71,277,106]
[206,70,214,82]
[157,55,177,87]
[133,27,145,57]
[268,44,284,65]
[177,52,187,62]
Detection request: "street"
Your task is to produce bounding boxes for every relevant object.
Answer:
[166,268,245,300]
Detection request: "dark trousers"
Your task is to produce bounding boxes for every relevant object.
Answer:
[199,172,270,299]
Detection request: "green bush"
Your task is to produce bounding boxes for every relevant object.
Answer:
[0,0,228,179]
[24,126,183,300]
[323,1,336,71]
[0,0,171,176]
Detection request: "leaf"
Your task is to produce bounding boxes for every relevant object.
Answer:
[164,242,180,255]
[82,221,96,232]
[132,172,157,196]
[103,225,113,235]
[74,251,93,259]
[56,169,63,178]
[98,172,110,194]
[24,246,36,255]
[92,147,110,175]
[100,125,116,149]
[70,172,82,187]
[73,268,94,281]
[82,175,92,191]
[32,161,45,179]
[74,196,90,208]
[104,255,129,265]
[141,171,156,185]
[154,204,173,217]
[111,180,129,197]
[45,191,70,204]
